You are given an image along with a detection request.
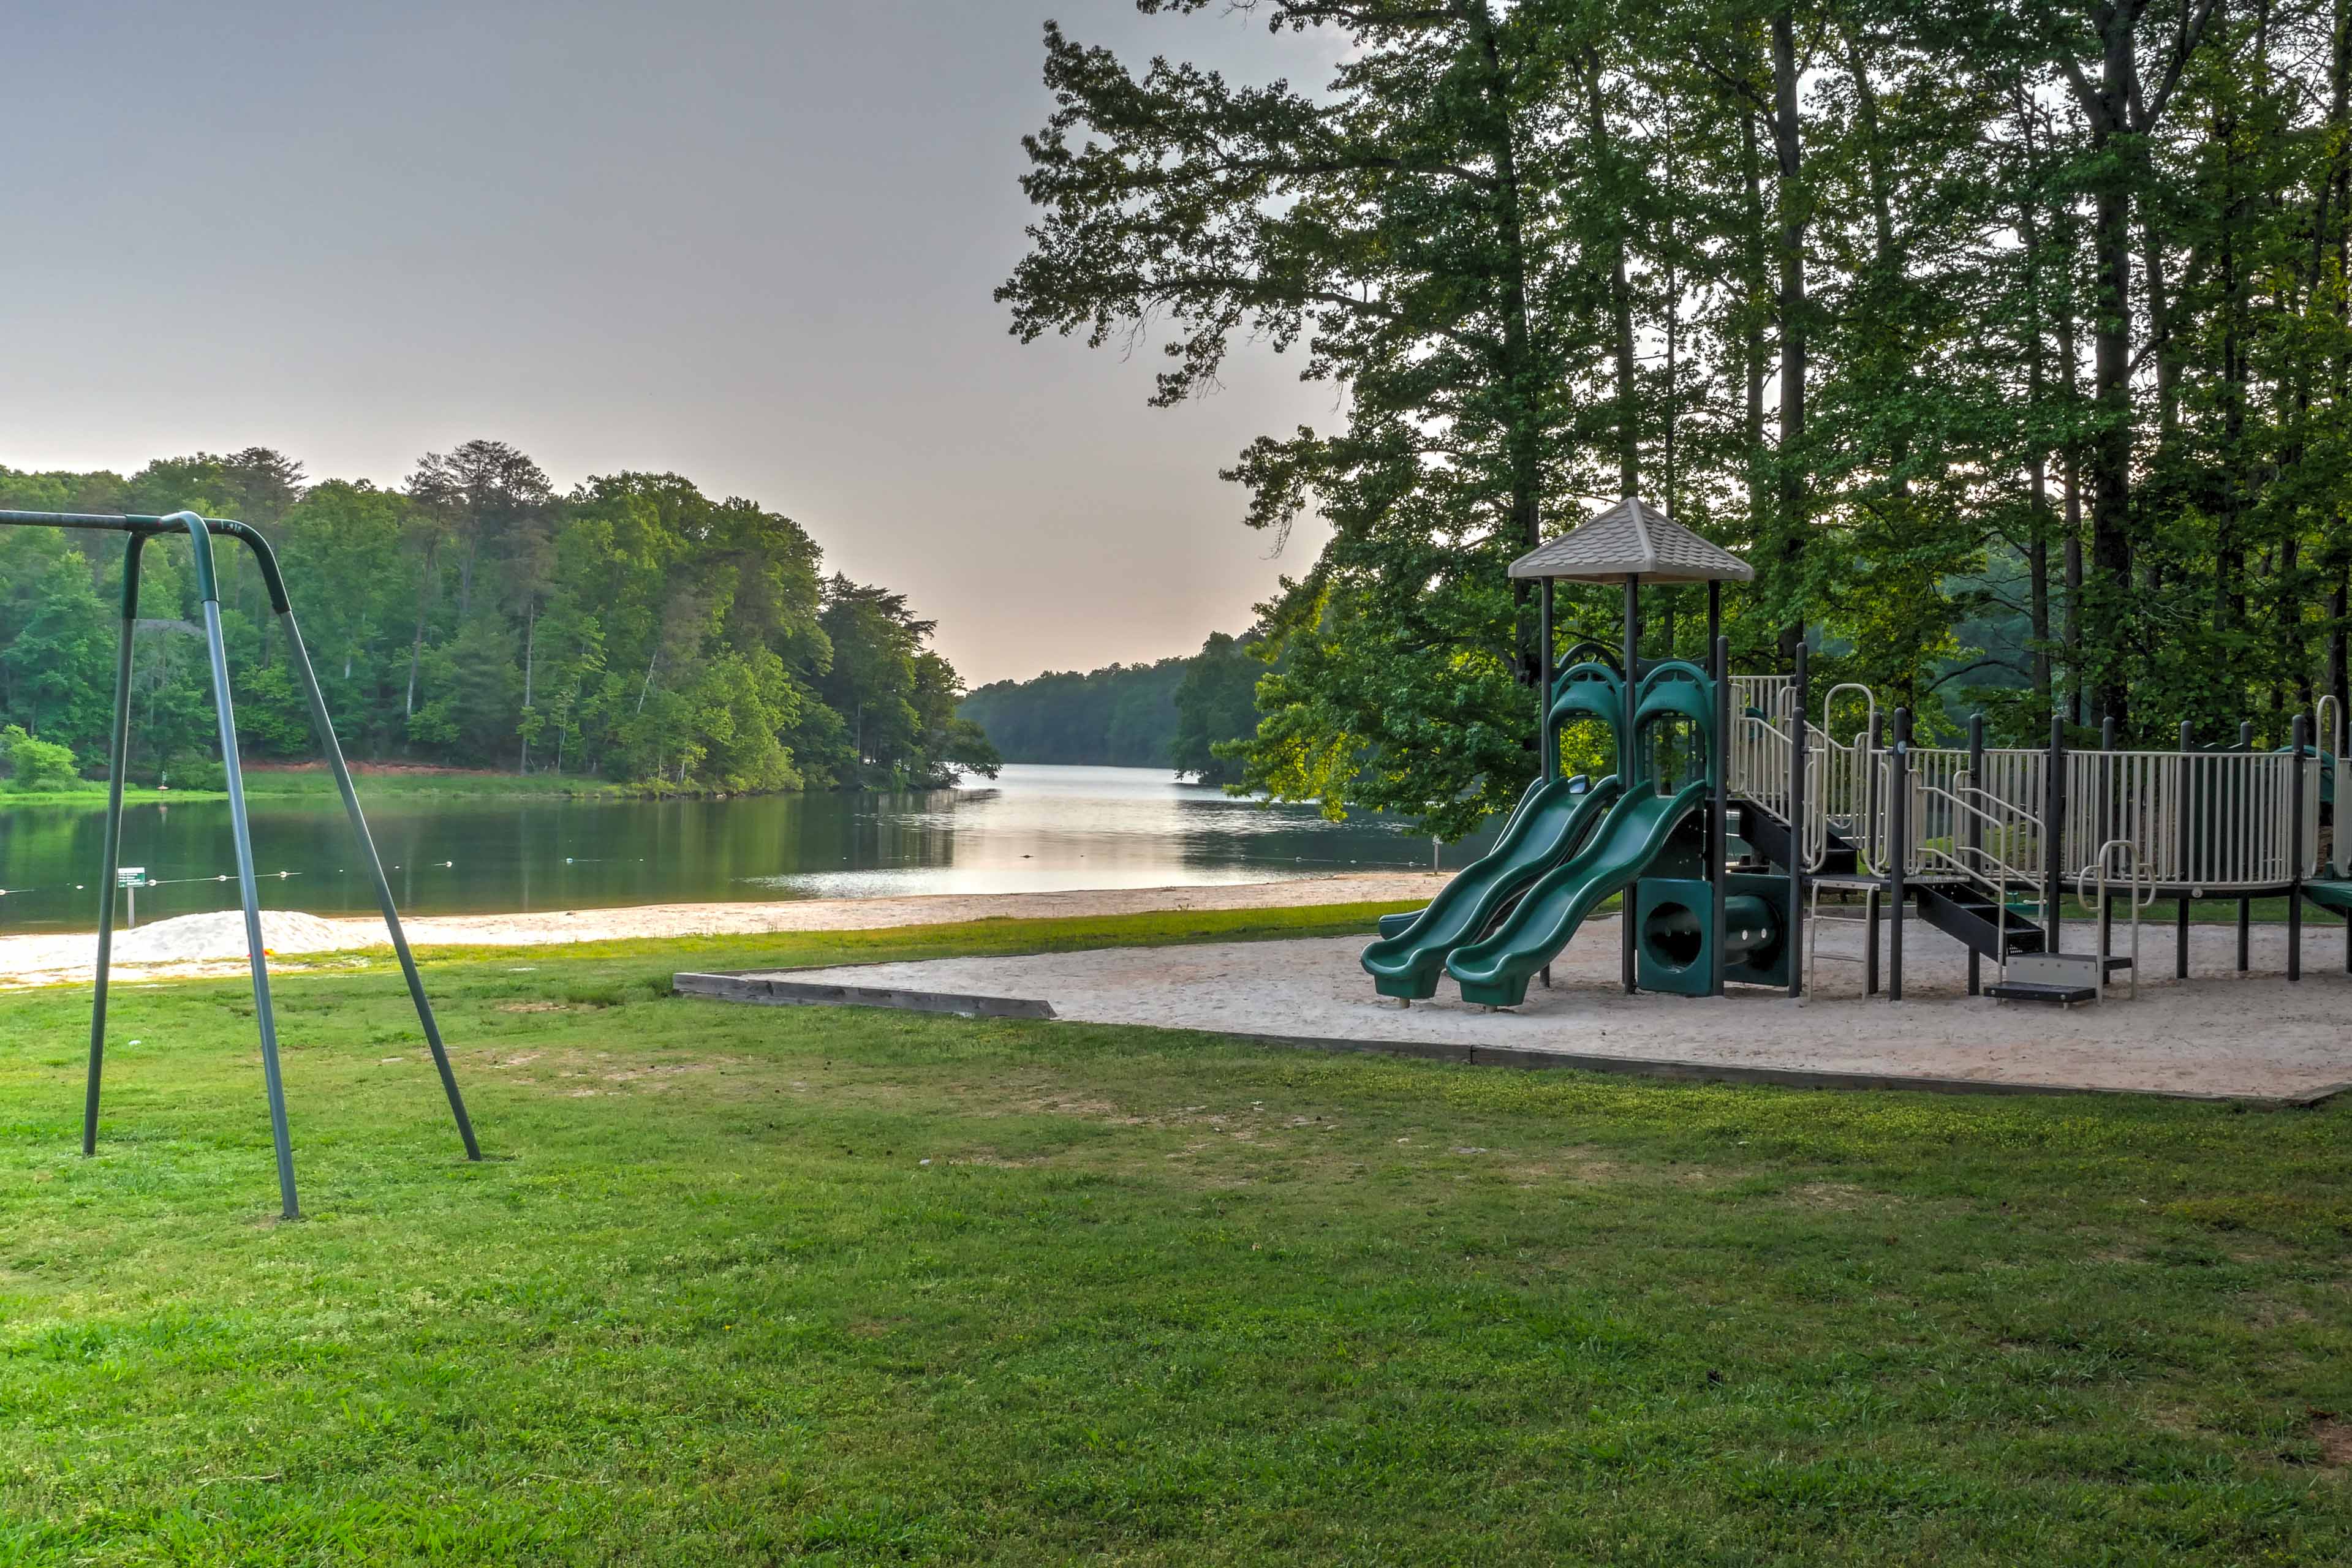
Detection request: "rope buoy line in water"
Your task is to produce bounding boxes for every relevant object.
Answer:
[0,861,457,901]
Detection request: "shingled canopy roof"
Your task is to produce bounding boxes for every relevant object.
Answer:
[1508,496,1754,584]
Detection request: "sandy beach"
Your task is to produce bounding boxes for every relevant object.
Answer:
[0,872,1447,989]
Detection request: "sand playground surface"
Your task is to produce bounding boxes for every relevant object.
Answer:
[6,872,2348,1101]
[727,916,2352,1104]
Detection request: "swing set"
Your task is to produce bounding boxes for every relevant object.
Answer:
[0,508,478,1219]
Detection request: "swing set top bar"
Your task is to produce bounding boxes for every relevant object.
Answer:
[0,508,290,611]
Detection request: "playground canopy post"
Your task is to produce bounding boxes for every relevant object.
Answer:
[0,508,479,1220]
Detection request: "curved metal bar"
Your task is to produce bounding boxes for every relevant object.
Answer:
[1819,682,1878,749]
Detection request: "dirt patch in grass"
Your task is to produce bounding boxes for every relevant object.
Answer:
[2316,1419,2352,1468]
[1789,1180,1901,1212]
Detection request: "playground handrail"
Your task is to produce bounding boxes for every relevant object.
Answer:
[1913,771,2048,959]
[1728,672,2323,895]
[2075,838,2150,1000]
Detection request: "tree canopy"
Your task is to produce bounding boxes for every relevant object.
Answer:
[957,627,1277,778]
[1004,0,2352,835]
[0,448,999,794]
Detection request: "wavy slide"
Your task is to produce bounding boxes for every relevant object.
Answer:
[1446,778,1712,1008]
[1372,773,1594,941]
[1360,774,1621,1000]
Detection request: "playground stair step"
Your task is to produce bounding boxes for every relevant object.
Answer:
[1985,979,2098,1006]
[1731,797,1860,876]
[1915,883,2048,963]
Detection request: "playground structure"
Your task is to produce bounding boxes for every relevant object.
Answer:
[0,509,478,1219]
[1366,496,2352,1011]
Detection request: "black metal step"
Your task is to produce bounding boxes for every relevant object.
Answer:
[1986,980,2098,1005]
[1915,883,2048,962]
[1731,797,1860,876]
[2102,954,2133,974]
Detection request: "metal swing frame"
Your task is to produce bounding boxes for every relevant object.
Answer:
[0,508,478,1219]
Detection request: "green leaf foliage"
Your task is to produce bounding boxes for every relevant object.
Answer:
[1004,0,2352,829]
[0,450,995,795]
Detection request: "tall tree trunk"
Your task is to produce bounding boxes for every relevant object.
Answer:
[1771,7,1807,662]
[520,606,537,773]
[1585,56,1639,499]
[1741,104,1766,475]
[406,543,436,720]
[1470,1,1538,554]
[2019,176,2053,715]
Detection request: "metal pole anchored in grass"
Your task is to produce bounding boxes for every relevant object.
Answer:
[84,533,145,1158]
[180,514,301,1220]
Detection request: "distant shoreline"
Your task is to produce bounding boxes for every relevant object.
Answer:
[1,761,1012,805]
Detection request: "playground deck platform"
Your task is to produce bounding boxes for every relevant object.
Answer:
[681,916,2352,1105]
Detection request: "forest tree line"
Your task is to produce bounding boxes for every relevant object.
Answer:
[0,445,999,793]
[957,628,1274,785]
[1004,0,2352,835]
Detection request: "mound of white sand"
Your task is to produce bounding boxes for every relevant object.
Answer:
[110,910,386,965]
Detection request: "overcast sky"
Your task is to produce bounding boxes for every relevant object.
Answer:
[0,2,1344,685]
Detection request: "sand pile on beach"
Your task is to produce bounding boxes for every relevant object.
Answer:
[111,910,378,965]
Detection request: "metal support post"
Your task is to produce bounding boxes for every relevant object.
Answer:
[2291,713,2307,982]
[1622,575,1639,995]
[1787,639,1807,999]
[2176,720,2193,979]
[2099,715,2116,957]
[84,535,145,1156]
[1966,712,1983,995]
[181,515,300,1219]
[1888,708,1908,1001]
[2044,714,2067,953]
[274,603,481,1161]
[1711,633,1729,997]
[1537,579,1556,782]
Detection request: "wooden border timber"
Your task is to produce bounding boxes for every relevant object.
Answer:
[675,971,1056,1020]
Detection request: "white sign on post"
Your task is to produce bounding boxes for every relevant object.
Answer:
[117,867,147,929]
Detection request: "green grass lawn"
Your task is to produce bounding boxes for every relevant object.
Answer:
[3,905,2350,1563]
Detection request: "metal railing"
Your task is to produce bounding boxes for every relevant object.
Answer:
[1723,673,2326,896]
[2077,839,2153,999]
[1911,769,2048,935]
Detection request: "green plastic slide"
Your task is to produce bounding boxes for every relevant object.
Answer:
[1446,778,1712,1008]
[1360,774,1622,1000]
[1372,773,1575,941]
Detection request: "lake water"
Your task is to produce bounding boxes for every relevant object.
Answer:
[0,764,1483,933]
